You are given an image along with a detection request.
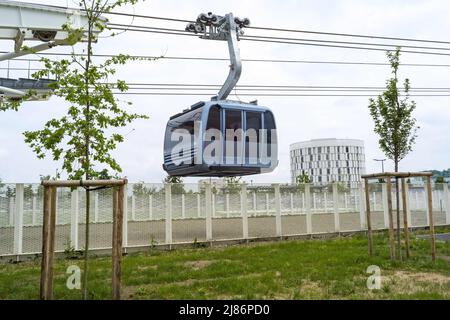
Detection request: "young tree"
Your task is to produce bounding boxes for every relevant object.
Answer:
[368,48,419,260]
[435,176,445,184]
[295,171,311,193]
[164,175,185,194]
[132,181,156,196]
[224,176,242,194]
[296,171,311,184]
[1,0,153,299]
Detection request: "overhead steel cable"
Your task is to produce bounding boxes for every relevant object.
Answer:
[121,87,450,92]
[109,23,450,53]
[99,10,194,23]
[119,83,450,90]
[106,25,450,57]
[242,34,450,52]
[99,11,450,46]
[4,52,450,67]
[247,25,450,46]
[241,37,450,57]
[110,92,450,97]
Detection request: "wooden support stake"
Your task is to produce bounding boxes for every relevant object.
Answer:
[112,186,124,300]
[364,178,373,257]
[401,178,411,259]
[40,186,56,300]
[386,176,396,260]
[426,176,436,262]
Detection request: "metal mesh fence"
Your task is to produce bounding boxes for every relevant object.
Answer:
[0,182,449,257]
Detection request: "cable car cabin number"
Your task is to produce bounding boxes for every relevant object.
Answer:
[163,101,278,177]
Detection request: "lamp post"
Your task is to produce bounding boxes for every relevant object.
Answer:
[373,159,386,173]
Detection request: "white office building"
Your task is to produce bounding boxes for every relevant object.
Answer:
[290,138,366,188]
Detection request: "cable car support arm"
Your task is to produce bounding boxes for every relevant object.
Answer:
[186,12,250,101]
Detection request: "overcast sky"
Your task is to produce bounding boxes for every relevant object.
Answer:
[1,0,450,184]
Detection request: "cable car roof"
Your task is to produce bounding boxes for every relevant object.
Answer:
[170,100,271,120]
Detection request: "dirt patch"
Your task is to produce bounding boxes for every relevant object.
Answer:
[184,260,213,270]
[137,265,158,271]
[379,270,450,296]
[389,271,450,285]
[297,279,326,298]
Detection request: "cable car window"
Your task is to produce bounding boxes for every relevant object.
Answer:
[205,105,222,163]
[164,108,202,163]
[207,105,221,130]
[264,111,277,158]
[245,112,262,165]
[225,109,243,165]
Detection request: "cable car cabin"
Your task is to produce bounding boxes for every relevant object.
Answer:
[163,101,278,177]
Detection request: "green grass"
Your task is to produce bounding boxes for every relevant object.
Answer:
[1,227,449,300]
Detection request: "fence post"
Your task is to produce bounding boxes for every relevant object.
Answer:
[226,193,230,218]
[266,193,270,215]
[205,183,212,241]
[358,183,366,230]
[14,183,24,255]
[131,195,136,221]
[274,184,282,237]
[54,190,59,225]
[382,183,389,229]
[94,193,99,223]
[302,192,305,213]
[312,192,317,212]
[165,184,173,245]
[197,193,201,218]
[333,183,340,232]
[70,189,79,251]
[149,195,153,221]
[344,193,348,211]
[364,178,373,256]
[241,184,248,239]
[324,191,328,213]
[373,192,377,210]
[32,196,37,226]
[444,184,450,225]
[181,194,186,219]
[212,193,216,218]
[405,183,412,228]
[9,196,14,226]
[414,191,419,211]
[122,185,128,249]
[290,193,294,214]
[425,182,431,226]
[305,184,312,234]
[426,176,436,261]
[253,192,257,215]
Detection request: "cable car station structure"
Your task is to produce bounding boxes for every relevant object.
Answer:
[0,0,104,101]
